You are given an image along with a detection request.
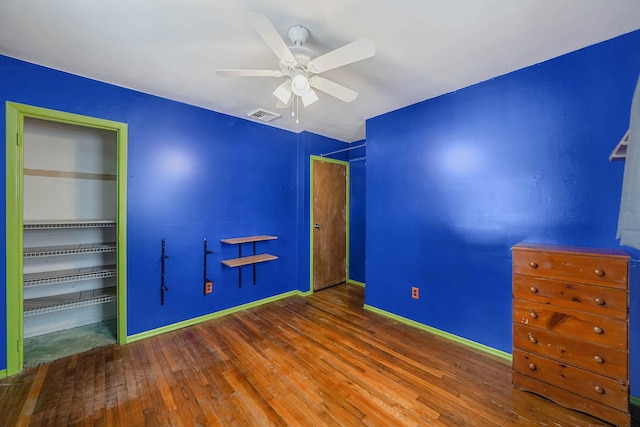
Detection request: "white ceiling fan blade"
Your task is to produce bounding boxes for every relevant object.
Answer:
[276,99,292,109]
[307,38,375,73]
[301,88,319,107]
[273,79,293,104]
[247,13,296,65]
[216,69,284,77]
[309,76,358,102]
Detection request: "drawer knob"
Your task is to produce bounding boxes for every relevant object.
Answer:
[593,355,604,364]
[594,269,605,277]
[529,286,538,293]
[593,326,604,334]
[530,312,538,319]
[594,297,605,306]
[528,363,537,371]
[594,386,605,395]
[529,336,538,344]
[529,262,538,269]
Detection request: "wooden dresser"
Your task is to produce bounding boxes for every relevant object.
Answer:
[512,243,630,427]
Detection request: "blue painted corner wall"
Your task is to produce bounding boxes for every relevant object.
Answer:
[0,54,350,370]
[365,29,640,395]
[349,143,366,283]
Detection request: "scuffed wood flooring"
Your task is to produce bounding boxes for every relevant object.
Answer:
[0,284,636,426]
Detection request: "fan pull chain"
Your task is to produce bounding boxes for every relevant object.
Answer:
[296,96,300,124]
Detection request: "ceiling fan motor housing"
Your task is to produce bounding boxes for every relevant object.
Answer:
[288,25,309,46]
[279,45,315,78]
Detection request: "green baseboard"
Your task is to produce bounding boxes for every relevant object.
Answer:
[0,369,6,379]
[127,290,305,343]
[631,395,640,407]
[348,279,365,287]
[363,304,512,363]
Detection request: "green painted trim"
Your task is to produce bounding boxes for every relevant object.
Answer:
[309,157,314,294]
[0,369,6,379]
[6,102,24,375]
[116,124,128,344]
[345,162,350,282]
[631,395,640,407]
[348,279,365,287]
[309,155,350,294]
[128,290,302,343]
[6,102,126,130]
[363,304,512,363]
[5,102,128,374]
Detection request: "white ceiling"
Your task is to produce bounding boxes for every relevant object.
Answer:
[1,1,639,142]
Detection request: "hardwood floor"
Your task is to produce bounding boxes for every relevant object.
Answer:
[0,284,637,426]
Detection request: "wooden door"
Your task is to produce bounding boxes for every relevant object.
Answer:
[313,159,347,290]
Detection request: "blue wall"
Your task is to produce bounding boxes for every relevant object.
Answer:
[349,143,366,283]
[366,29,640,395]
[0,54,349,370]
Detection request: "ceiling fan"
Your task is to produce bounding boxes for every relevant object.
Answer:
[217,13,375,114]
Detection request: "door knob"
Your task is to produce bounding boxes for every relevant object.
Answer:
[314,223,322,229]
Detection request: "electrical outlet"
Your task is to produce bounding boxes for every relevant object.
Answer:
[205,281,213,294]
[411,286,419,299]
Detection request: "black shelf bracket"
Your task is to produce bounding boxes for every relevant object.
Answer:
[203,238,214,295]
[238,244,242,288]
[235,242,258,288]
[252,242,257,286]
[161,239,169,305]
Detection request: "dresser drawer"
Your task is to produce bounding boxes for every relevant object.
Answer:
[513,275,627,319]
[513,349,628,411]
[513,324,628,380]
[512,248,627,288]
[513,373,630,427]
[513,299,627,349]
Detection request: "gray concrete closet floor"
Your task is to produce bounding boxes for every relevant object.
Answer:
[23,320,116,368]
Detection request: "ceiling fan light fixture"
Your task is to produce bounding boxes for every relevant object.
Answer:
[273,79,293,104]
[291,69,310,96]
[301,88,319,107]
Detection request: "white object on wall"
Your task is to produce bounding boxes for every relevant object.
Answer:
[617,75,640,249]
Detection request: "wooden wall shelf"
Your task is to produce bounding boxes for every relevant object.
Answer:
[221,235,277,287]
[220,235,277,245]
[221,253,278,268]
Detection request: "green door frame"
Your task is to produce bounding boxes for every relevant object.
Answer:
[309,155,350,293]
[5,102,128,376]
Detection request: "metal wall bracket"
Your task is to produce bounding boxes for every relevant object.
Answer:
[161,240,169,305]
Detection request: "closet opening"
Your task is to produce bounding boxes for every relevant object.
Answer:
[22,118,117,367]
[6,102,127,375]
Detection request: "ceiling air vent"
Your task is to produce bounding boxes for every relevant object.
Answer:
[247,108,281,122]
